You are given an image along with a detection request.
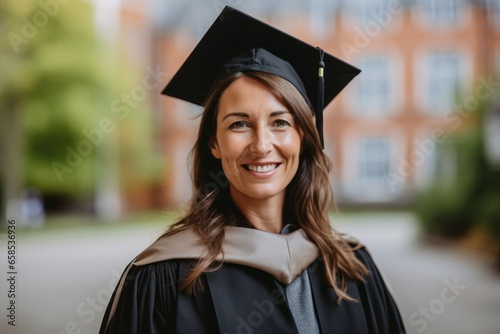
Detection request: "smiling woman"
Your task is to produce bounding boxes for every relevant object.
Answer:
[100,6,406,334]
[210,75,303,229]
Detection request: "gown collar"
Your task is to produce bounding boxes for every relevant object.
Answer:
[134,226,319,284]
[105,226,319,332]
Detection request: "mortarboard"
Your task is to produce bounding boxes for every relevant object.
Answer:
[162,6,360,148]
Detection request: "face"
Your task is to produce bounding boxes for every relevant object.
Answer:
[210,76,302,203]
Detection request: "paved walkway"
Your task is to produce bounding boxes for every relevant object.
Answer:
[1,212,499,334]
[335,212,500,334]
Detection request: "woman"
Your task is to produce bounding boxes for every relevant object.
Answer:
[100,6,406,334]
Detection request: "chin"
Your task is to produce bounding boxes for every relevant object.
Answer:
[244,187,285,200]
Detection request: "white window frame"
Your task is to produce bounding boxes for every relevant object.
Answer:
[423,52,463,113]
[354,55,394,116]
[341,130,405,202]
[487,0,500,28]
[358,136,391,183]
[413,46,471,116]
[413,0,467,28]
[358,0,388,25]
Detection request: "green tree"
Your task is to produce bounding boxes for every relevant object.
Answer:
[1,1,101,219]
[1,0,160,223]
[415,96,500,262]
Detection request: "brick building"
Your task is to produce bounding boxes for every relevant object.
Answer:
[126,0,500,209]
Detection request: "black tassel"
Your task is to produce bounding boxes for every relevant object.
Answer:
[316,47,325,149]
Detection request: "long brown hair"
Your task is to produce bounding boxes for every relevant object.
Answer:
[162,71,368,302]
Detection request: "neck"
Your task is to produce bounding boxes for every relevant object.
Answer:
[230,188,285,234]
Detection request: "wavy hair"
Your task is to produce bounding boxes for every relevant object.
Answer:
[162,71,368,302]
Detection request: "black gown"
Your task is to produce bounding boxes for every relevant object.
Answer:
[100,244,406,334]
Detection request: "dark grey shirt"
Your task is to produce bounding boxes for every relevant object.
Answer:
[281,224,321,334]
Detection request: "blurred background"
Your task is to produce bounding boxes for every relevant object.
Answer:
[1,0,500,333]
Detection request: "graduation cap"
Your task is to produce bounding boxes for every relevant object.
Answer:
[162,6,361,148]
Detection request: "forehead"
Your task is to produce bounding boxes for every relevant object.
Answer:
[217,76,289,115]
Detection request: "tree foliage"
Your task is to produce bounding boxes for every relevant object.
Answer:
[415,98,500,241]
[1,0,160,213]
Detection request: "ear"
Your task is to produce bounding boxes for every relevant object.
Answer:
[209,137,221,159]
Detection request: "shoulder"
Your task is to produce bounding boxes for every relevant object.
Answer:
[102,260,188,334]
[123,259,202,293]
[348,243,396,303]
[109,261,190,322]
[340,240,391,292]
[351,244,376,269]
[125,259,188,284]
[349,243,391,287]
[342,237,378,271]
[348,245,407,332]
[130,258,182,273]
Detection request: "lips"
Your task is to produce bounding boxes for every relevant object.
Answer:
[244,163,278,173]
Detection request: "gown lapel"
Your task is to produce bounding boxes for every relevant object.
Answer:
[133,227,318,284]
[205,260,370,334]
[308,259,369,333]
[205,263,299,334]
[106,227,319,332]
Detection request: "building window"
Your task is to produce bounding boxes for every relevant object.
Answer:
[358,0,387,24]
[487,0,500,27]
[496,49,500,79]
[419,0,463,25]
[309,0,332,36]
[358,137,390,182]
[434,143,457,186]
[425,52,462,111]
[356,56,391,115]
[341,134,404,201]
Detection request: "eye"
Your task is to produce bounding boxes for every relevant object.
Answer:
[228,121,248,129]
[273,119,291,127]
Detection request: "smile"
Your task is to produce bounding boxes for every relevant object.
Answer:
[245,164,278,173]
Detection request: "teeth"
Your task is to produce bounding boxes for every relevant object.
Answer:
[246,164,277,173]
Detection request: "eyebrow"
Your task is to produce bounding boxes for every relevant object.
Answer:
[222,110,290,121]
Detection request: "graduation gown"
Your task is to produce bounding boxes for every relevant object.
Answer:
[100,227,406,334]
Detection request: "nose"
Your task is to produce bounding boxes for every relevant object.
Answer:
[250,127,272,155]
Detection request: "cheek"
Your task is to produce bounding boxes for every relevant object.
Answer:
[278,131,302,155]
[217,130,251,155]
[284,132,302,175]
[216,136,243,170]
